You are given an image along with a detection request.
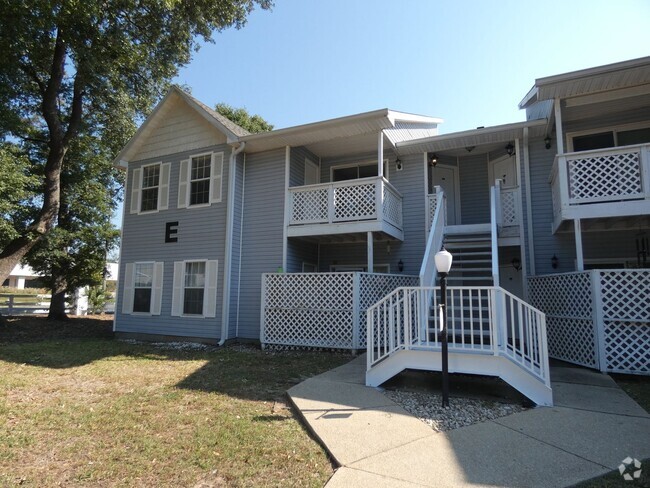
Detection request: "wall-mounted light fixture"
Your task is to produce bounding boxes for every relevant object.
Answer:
[429,154,438,167]
[395,157,403,171]
[551,254,559,269]
[544,136,552,150]
[465,146,475,153]
[505,143,515,157]
[398,259,404,272]
[386,242,391,255]
[511,257,521,271]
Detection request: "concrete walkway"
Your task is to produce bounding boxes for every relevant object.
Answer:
[288,355,650,487]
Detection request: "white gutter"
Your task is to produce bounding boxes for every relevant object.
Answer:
[219,141,246,346]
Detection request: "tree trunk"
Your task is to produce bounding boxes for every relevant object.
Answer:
[48,275,69,321]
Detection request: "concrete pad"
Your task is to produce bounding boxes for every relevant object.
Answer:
[550,366,618,388]
[326,467,424,488]
[316,356,366,385]
[551,382,650,416]
[350,421,610,488]
[494,407,650,469]
[297,402,433,466]
[288,377,394,412]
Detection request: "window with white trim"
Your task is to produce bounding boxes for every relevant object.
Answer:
[121,261,164,315]
[171,260,218,318]
[129,162,170,214]
[569,123,650,152]
[178,152,223,208]
[331,159,389,182]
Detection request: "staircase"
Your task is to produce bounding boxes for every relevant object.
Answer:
[365,186,553,407]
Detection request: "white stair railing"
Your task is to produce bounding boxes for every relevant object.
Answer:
[420,186,446,288]
[490,181,501,288]
[367,285,550,389]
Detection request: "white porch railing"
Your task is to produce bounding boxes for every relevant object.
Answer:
[529,270,650,375]
[260,272,419,349]
[366,286,550,387]
[490,183,501,287]
[421,186,445,287]
[549,143,650,226]
[288,176,403,229]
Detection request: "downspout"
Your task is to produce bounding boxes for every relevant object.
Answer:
[219,141,246,346]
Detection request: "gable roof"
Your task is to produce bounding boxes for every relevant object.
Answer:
[519,56,650,109]
[113,86,249,167]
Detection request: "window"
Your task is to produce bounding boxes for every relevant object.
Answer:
[140,165,160,212]
[178,152,223,208]
[122,262,163,315]
[129,163,170,214]
[171,260,218,318]
[183,261,206,315]
[331,159,389,182]
[569,124,650,152]
[133,263,154,313]
[190,155,211,206]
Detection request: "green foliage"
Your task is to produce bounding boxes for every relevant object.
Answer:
[215,103,274,133]
[87,286,110,314]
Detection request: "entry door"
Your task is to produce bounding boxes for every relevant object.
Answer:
[432,165,458,225]
[490,155,517,188]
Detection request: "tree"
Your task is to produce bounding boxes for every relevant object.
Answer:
[0,0,272,286]
[215,103,274,133]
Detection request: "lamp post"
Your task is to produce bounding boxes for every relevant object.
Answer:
[434,247,453,407]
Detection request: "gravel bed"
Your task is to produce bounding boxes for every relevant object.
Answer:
[384,389,526,432]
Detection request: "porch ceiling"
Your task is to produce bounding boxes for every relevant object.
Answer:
[555,215,650,234]
[289,232,399,245]
[395,119,547,156]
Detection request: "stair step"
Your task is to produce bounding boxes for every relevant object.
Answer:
[444,224,491,234]
[444,242,492,249]
[451,259,491,264]
[444,236,491,243]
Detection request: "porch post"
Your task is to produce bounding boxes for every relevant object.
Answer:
[554,98,565,154]
[367,231,374,272]
[378,131,384,178]
[574,218,584,271]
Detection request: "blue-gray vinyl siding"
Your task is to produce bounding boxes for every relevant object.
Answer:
[227,154,245,339]
[236,148,286,340]
[115,143,231,339]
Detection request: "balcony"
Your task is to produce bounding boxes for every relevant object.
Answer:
[287,176,403,240]
[549,143,650,233]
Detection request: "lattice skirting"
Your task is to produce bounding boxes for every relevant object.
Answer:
[604,321,650,374]
[263,309,354,349]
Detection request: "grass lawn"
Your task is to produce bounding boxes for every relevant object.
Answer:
[0,316,350,487]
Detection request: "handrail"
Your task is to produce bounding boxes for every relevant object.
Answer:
[490,182,500,288]
[366,285,550,387]
[419,186,445,287]
[288,175,403,198]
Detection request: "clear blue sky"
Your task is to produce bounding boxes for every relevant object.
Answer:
[114,0,650,227]
[173,0,650,134]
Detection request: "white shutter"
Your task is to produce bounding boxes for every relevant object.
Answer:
[159,163,170,210]
[178,159,189,208]
[122,263,135,314]
[210,153,223,203]
[130,168,142,214]
[203,260,218,318]
[151,262,164,315]
[171,261,184,316]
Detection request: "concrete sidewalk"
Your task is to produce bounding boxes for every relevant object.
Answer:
[288,355,650,488]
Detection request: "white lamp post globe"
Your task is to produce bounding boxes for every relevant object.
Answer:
[435,249,453,274]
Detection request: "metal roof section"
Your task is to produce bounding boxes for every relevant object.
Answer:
[384,120,442,146]
[395,119,548,155]
[240,109,442,154]
[519,56,650,108]
[113,86,249,167]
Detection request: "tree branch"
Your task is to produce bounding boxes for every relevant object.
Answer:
[63,73,84,146]
[42,27,67,144]
[17,61,46,96]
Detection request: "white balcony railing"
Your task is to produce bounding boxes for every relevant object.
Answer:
[550,143,650,224]
[288,176,403,230]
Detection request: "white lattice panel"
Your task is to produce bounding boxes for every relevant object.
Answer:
[604,321,650,374]
[500,189,518,226]
[334,183,376,221]
[427,194,438,232]
[383,185,403,227]
[546,317,598,368]
[528,273,592,318]
[567,150,642,203]
[291,188,328,223]
[599,271,650,321]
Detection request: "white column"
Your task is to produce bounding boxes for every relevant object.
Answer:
[554,98,564,155]
[17,277,26,289]
[575,218,584,271]
[367,231,374,272]
[378,131,384,178]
